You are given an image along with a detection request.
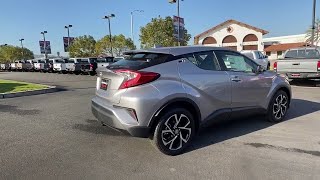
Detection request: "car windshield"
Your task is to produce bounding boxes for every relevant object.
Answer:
[107,53,172,70]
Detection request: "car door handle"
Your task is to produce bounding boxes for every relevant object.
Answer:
[231,76,242,82]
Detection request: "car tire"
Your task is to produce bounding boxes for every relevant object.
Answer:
[153,108,195,156]
[266,90,289,122]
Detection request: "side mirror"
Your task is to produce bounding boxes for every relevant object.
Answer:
[255,65,264,74]
[264,55,268,58]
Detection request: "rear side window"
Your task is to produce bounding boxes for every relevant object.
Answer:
[107,53,173,70]
[184,51,221,71]
[68,59,75,63]
[243,52,254,59]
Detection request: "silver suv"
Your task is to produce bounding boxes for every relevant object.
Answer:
[91,46,291,155]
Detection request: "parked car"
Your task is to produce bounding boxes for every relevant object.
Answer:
[0,63,9,71]
[241,50,270,70]
[274,47,320,80]
[34,59,50,72]
[20,60,33,71]
[96,57,114,71]
[65,58,81,74]
[113,56,125,62]
[10,62,17,71]
[79,57,97,75]
[53,58,68,73]
[15,60,23,71]
[91,46,291,155]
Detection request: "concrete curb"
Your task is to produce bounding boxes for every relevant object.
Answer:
[0,86,58,99]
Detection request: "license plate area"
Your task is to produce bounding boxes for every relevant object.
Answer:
[291,73,300,77]
[100,79,109,90]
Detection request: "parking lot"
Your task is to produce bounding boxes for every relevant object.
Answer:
[0,72,319,179]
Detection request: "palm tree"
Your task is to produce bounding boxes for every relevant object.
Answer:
[306,18,320,46]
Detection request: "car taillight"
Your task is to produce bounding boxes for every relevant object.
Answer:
[273,62,277,71]
[317,61,320,71]
[115,69,160,89]
[90,64,94,69]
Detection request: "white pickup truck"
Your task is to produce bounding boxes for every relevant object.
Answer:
[274,47,320,80]
[34,59,50,72]
[52,58,68,73]
[96,57,114,70]
[65,58,82,74]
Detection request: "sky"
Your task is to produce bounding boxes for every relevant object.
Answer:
[0,0,319,56]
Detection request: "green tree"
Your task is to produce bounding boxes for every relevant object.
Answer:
[69,35,96,57]
[0,45,34,63]
[306,18,320,46]
[140,16,191,49]
[95,34,135,57]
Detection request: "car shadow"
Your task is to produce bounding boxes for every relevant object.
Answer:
[73,119,130,137]
[290,79,320,87]
[186,98,320,153]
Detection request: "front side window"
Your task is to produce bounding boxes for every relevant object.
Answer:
[215,51,257,73]
[184,51,221,71]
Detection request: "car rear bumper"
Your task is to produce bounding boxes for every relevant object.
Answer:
[285,72,320,79]
[91,97,150,137]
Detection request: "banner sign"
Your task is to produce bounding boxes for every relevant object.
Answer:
[39,41,51,54]
[63,37,75,52]
[173,16,185,41]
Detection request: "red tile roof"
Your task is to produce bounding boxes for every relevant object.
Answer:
[264,42,307,52]
[194,19,269,39]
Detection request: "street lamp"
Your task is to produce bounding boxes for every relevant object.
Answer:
[19,38,25,60]
[169,0,183,46]
[311,0,317,46]
[64,25,73,49]
[131,10,144,44]
[41,31,48,59]
[103,14,115,57]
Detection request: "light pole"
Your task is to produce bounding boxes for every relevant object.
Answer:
[41,31,48,59]
[103,14,115,57]
[64,25,73,49]
[169,0,183,46]
[131,10,144,44]
[311,0,317,46]
[19,38,25,59]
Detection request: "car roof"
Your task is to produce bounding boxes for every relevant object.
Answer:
[124,46,231,56]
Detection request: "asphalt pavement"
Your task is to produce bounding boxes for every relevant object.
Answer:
[0,72,319,180]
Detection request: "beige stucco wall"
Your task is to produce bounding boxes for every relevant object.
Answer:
[197,23,264,51]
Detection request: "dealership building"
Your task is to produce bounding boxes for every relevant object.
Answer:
[194,19,308,59]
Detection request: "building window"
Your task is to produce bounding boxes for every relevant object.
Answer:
[277,51,283,56]
[266,52,271,56]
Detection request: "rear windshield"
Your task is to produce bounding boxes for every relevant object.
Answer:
[96,58,107,63]
[107,53,173,70]
[54,59,65,63]
[285,49,320,59]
